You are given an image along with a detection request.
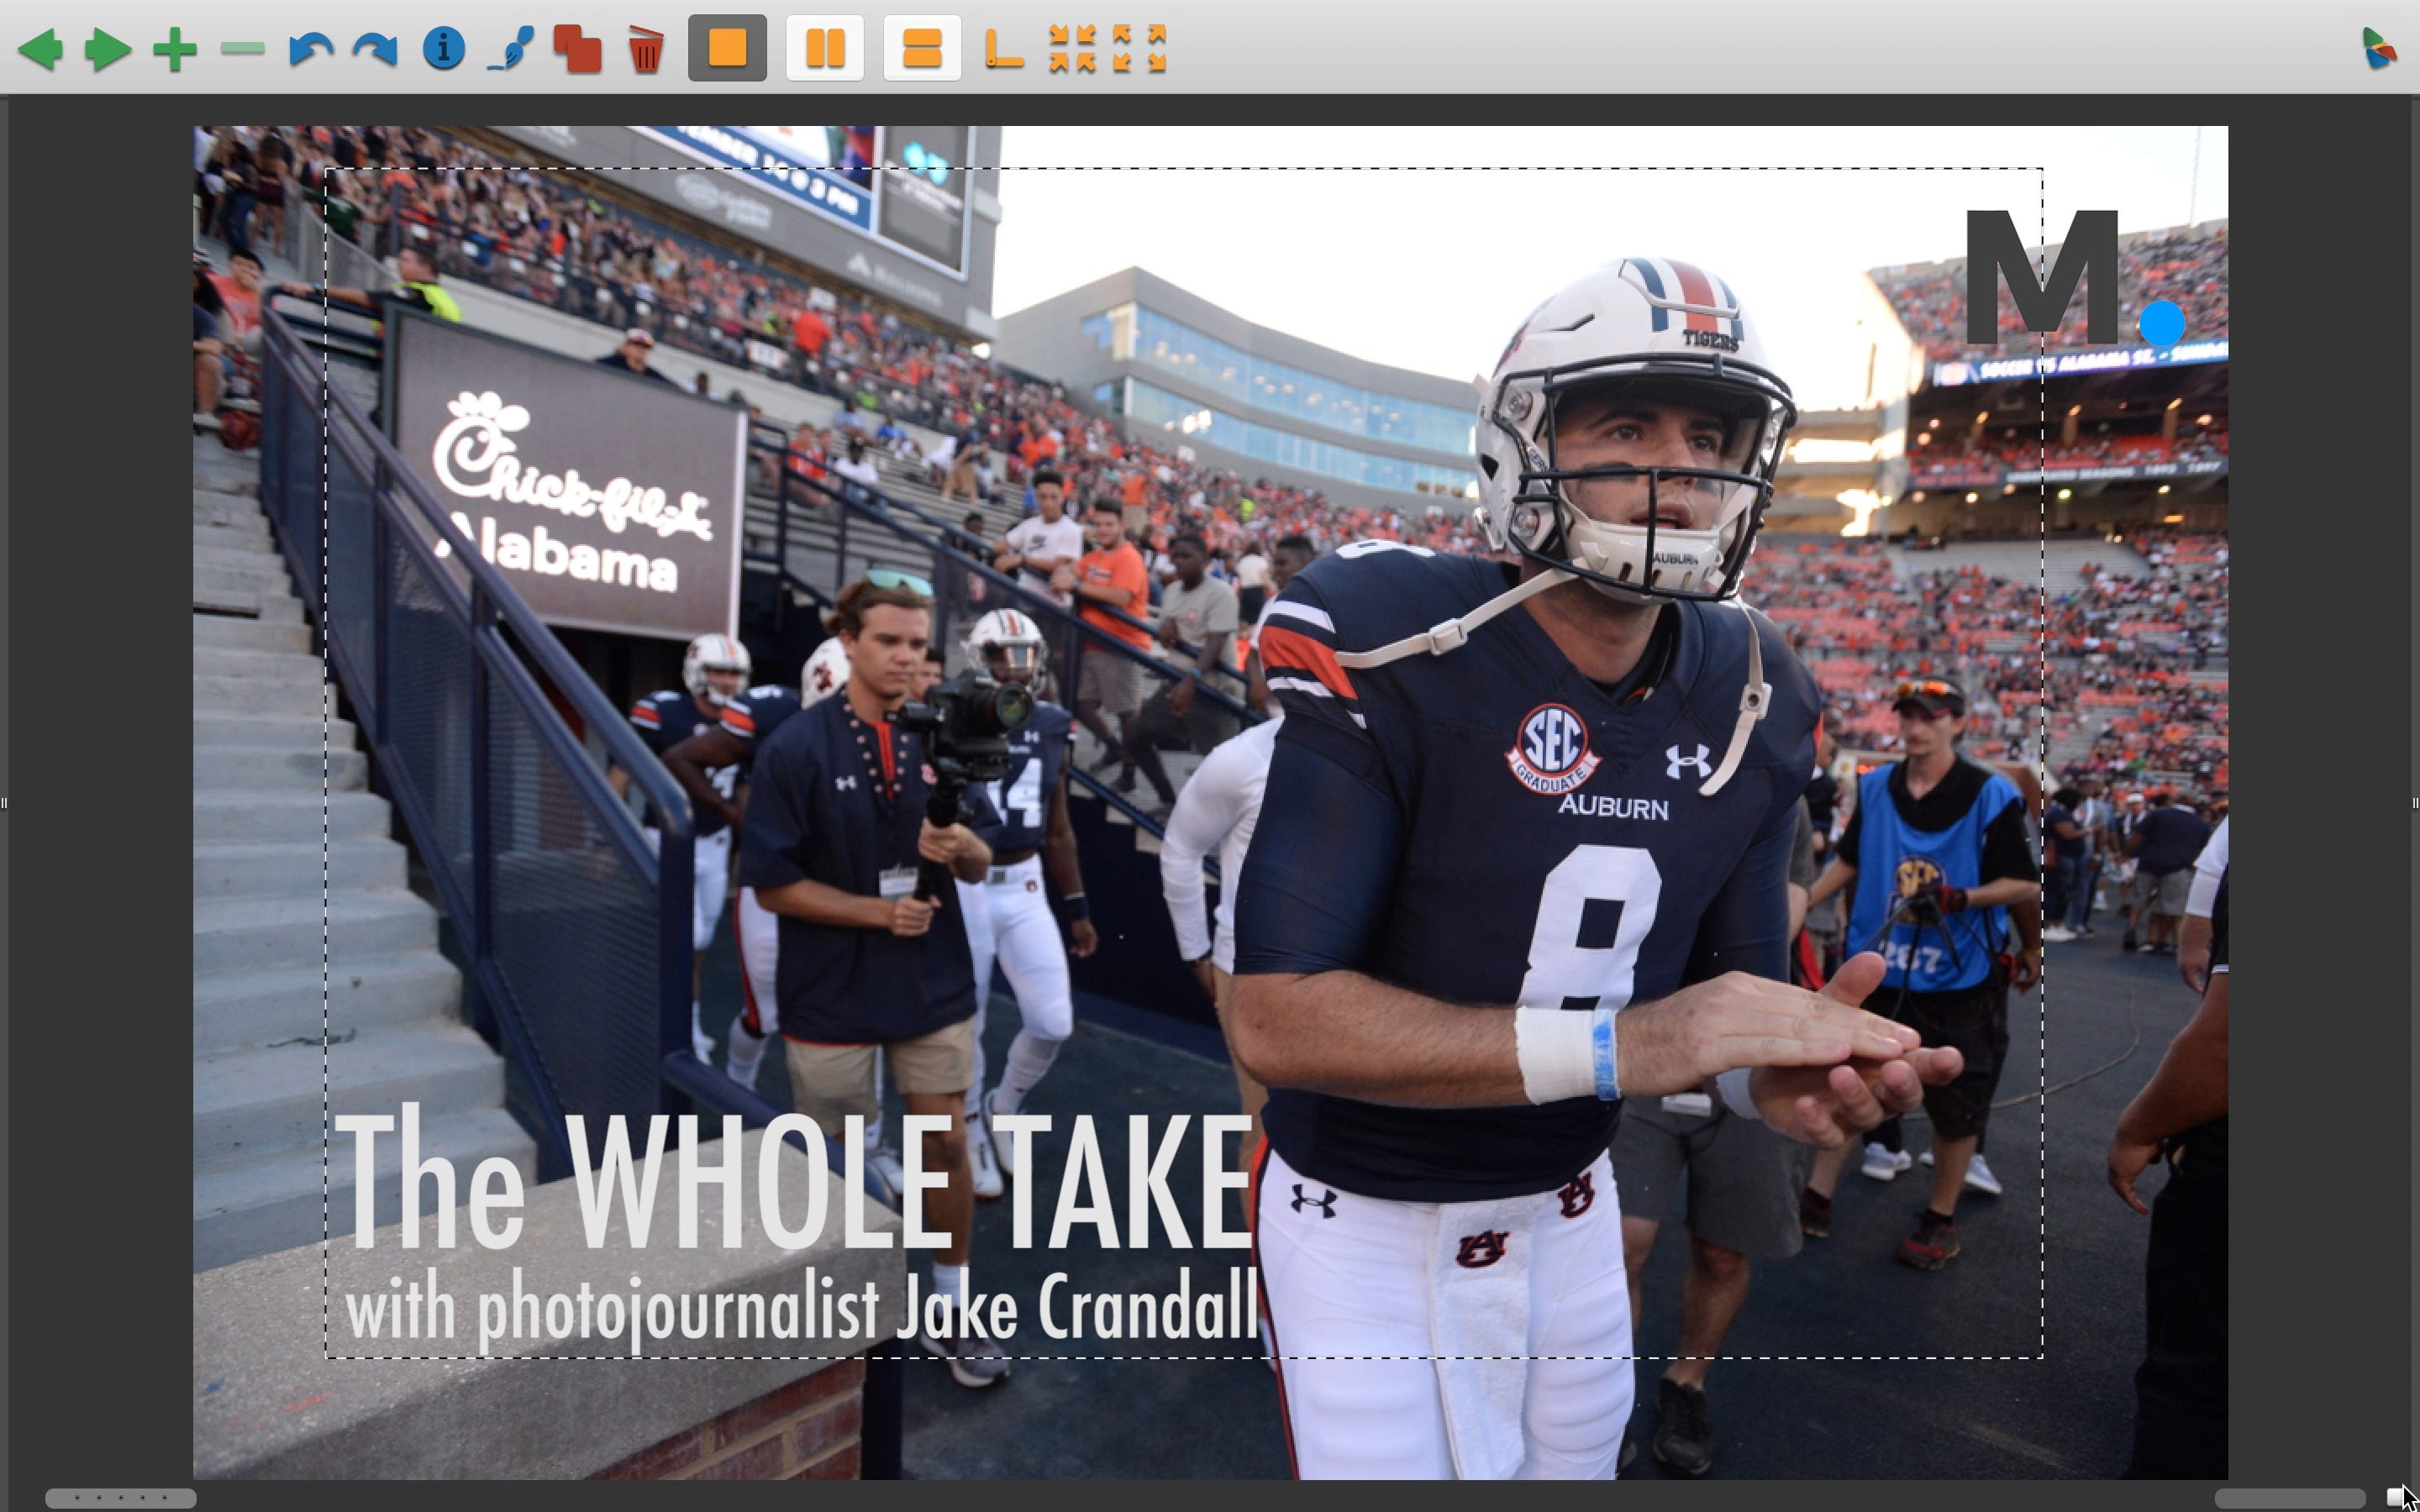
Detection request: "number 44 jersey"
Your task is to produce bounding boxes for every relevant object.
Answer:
[1235,543,1823,1202]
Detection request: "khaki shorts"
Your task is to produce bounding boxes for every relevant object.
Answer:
[785,1018,976,1143]
[1080,644,1144,721]
[2129,867,2193,916]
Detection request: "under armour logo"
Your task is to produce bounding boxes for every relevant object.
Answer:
[835,776,860,791]
[1557,1171,1596,1220]
[1665,743,1712,780]
[1455,1230,1509,1268]
[1290,1184,1337,1218]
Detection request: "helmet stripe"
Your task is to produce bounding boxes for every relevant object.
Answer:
[1715,274,1743,339]
[1666,260,1719,333]
[1623,258,1670,333]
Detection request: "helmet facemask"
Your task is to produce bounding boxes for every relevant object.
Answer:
[1481,361,1795,606]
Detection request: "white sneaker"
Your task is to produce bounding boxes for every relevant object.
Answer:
[968,1110,1005,1200]
[984,1088,1019,1178]
[1965,1152,2004,1195]
[1918,1149,2006,1195]
[690,1003,715,1065]
[2041,926,2076,942]
[1860,1144,1912,1182]
[868,1147,906,1205]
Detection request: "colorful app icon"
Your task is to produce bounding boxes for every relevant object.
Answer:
[2365,26,2397,66]
[553,24,602,70]
[786,15,865,79]
[687,13,767,77]
[489,24,535,67]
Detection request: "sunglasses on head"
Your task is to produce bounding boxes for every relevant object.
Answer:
[865,569,935,598]
[1895,680,1957,700]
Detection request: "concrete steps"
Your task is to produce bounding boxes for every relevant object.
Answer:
[192,1020,512,1175]
[195,837,402,898]
[192,1105,537,1273]
[195,790,392,843]
[192,890,439,977]
[192,955,463,1054]
[192,744,367,792]
[194,438,522,1273]
[195,711,358,751]
[193,615,311,654]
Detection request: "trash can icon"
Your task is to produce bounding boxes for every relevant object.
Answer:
[629,26,663,71]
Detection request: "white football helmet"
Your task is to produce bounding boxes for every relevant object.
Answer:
[1473,258,1798,605]
[681,633,752,706]
[800,637,852,706]
[962,608,1048,684]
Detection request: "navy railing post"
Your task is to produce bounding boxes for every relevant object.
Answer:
[834,496,851,595]
[371,459,392,748]
[467,585,494,969]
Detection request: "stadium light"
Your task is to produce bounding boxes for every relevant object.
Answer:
[2002,485,2016,496]
[1975,412,1988,423]
[2166,397,2182,410]
[1911,491,1926,502]
[2158,485,2172,494]
[2163,513,2186,523]
[1964,491,1979,504]
[2057,488,2073,501]
[2068,405,2082,417]
[2196,413,2213,425]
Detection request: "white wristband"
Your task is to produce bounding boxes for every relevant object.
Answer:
[1514,1005,1620,1105]
[1715,1067,1759,1121]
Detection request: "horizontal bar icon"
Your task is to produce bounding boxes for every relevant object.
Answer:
[902,46,942,65]
[220,39,266,54]
[902,28,942,45]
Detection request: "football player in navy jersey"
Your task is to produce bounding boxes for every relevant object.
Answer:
[950,609,1099,1200]
[658,638,852,1092]
[611,633,751,1065]
[1231,259,1964,1479]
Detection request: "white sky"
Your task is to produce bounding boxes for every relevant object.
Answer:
[990,126,2227,411]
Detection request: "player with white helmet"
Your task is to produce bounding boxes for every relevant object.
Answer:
[610,633,752,1063]
[1233,260,1961,1478]
[951,608,1097,1200]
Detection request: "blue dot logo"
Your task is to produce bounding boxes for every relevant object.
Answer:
[2138,300,2186,348]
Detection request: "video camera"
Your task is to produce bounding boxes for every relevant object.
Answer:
[889,670,1034,901]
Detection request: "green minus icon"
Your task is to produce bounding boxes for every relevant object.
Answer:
[221,39,266,54]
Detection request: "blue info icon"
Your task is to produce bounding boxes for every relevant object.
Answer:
[423,26,466,67]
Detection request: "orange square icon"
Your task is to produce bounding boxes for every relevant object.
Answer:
[707,25,749,64]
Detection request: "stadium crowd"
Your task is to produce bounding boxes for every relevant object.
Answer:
[1872,223,2229,362]
[196,124,1485,566]
[1910,424,2228,482]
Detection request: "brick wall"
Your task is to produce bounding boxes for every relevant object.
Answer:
[590,1357,865,1481]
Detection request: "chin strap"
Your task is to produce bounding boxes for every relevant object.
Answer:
[1332,567,1574,669]
[1697,605,1769,798]
[1328,567,1770,801]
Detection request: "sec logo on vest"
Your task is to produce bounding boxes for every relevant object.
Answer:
[1507,702,1602,795]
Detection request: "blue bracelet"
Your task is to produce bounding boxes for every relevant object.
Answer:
[1591,1005,1620,1101]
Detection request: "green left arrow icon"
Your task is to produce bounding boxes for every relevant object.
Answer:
[19,29,65,68]
[85,27,132,69]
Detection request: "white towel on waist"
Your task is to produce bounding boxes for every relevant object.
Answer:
[1428,1194,1538,1480]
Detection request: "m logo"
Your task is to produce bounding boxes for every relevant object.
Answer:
[1557,1171,1596,1220]
[835,775,860,791]
[1455,1230,1509,1268]
[1665,743,1712,780]
[1290,1184,1337,1219]
[1965,210,2119,346]
[1507,703,1602,795]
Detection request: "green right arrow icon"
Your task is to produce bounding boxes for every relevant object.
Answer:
[84,27,132,69]
[18,28,65,68]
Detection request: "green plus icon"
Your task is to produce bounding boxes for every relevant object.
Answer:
[154,25,197,70]
[84,28,132,68]
[18,29,66,69]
